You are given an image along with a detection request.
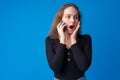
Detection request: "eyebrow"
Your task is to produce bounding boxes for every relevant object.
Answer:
[64,14,78,16]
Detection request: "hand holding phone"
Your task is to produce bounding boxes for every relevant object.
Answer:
[60,20,66,32]
[63,26,66,32]
[57,20,66,44]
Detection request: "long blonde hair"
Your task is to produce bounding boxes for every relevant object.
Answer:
[49,3,81,39]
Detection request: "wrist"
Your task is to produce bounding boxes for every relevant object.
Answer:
[60,38,65,44]
[71,38,76,45]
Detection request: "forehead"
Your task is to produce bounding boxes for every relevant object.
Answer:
[63,6,78,15]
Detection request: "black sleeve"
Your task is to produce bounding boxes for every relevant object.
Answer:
[71,34,92,72]
[45,37,66,73]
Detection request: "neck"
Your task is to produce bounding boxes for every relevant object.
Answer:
[65,31,71,39]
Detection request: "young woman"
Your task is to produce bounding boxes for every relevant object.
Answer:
[45,3,92,80]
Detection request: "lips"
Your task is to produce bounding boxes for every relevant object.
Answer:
[69,25,74,29]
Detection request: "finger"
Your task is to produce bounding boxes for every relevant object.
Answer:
[61,24,66,30]
[59,22,65,30]
[57,21,63,30]
[75,25,80,32]
[57,21,62,28]
[76,21,80,29]
[77,21,80,27]
[78,21,80,25]
[74,22,80,32]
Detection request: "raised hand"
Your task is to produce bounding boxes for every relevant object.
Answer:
[57,21,66,44]
[70,21,80,45]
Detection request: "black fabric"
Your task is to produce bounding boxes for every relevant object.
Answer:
[45,34,92,80]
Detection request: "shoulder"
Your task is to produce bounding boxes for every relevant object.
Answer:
[46,36,53,42]
[45,36,58,43]
[78,34,92,41]
[83,34,91,40]
[46,36,51,40]
[46,36,58,40]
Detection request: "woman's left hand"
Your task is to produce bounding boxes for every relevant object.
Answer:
[70,21,80,45]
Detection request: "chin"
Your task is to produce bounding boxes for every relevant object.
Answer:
[68,31,73,34]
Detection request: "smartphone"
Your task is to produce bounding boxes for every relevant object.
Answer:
[60,20,66,32]
[63,26,66,32]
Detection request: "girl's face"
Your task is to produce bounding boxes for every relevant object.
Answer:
[62,6,79,34]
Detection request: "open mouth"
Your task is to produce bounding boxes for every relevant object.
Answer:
[69,25,74,29]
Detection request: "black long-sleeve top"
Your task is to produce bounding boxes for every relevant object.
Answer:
[45,34,92,80]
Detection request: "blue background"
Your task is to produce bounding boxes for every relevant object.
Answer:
[0,0,120,80]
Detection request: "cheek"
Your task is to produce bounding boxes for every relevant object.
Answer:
[62,17,68,22]
[76,19,79,23]
[62,18,67,22]
[75,21,79,25]
[62,20,69,26]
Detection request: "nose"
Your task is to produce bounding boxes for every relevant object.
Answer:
[70,17,75,23]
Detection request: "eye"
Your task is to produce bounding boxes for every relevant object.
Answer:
[66,15,70,18]
[74,16,78,19]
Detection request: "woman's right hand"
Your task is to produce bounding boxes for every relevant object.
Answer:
[57,21,66,44]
